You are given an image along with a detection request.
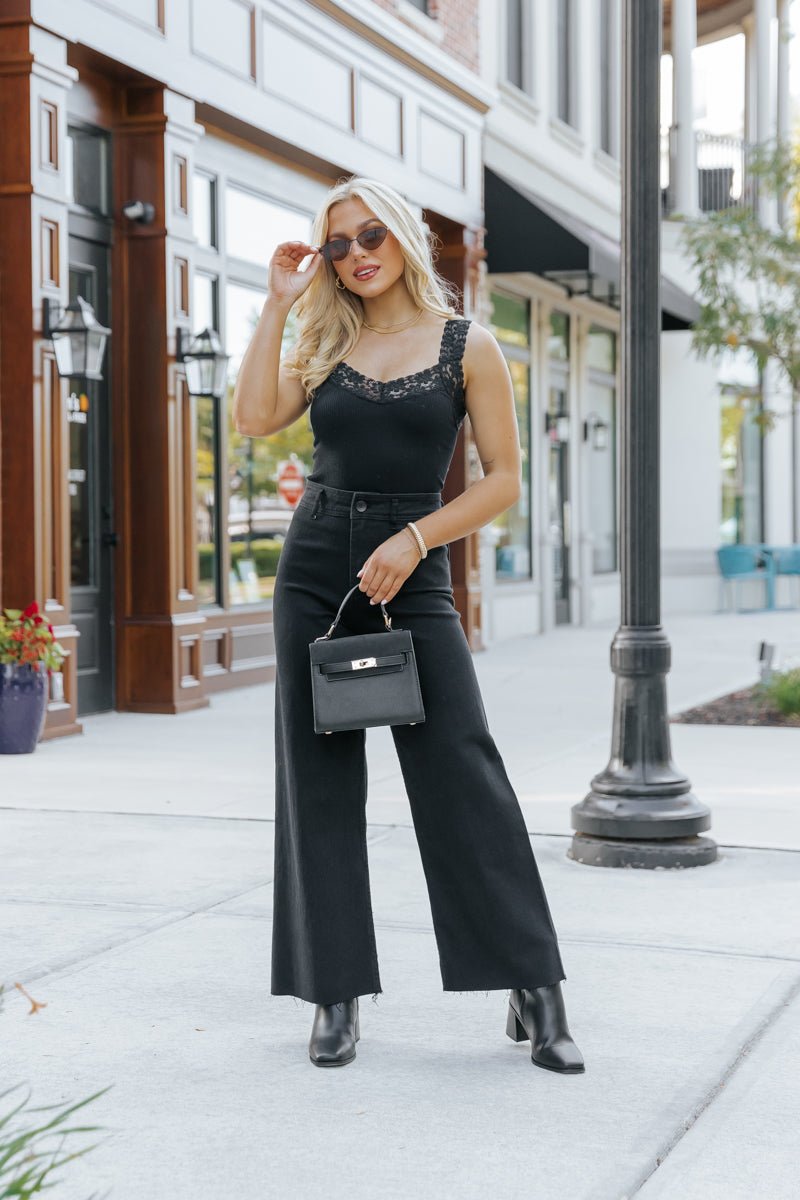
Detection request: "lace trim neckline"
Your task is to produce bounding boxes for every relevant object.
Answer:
[330,317,458,399]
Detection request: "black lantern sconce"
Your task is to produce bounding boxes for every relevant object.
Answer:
[544,411,570,444]
[43,295,111,381]
[582,412,610,451]
[176,327,230,400]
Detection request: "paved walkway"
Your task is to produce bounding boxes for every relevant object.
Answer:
[1,609,798,1199]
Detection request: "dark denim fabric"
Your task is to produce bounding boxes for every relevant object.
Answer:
[270,480,567,1005]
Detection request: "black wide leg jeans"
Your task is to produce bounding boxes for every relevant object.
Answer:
[270,480,566,1006]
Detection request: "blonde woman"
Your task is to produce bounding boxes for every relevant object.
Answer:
[233,176,584,1074]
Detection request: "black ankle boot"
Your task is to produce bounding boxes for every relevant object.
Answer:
[308,997,360,1067]
[506,984,585,1073]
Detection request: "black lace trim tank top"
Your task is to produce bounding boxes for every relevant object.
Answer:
[305,316,471,494]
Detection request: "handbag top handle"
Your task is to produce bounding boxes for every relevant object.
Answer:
[314,581,393,642]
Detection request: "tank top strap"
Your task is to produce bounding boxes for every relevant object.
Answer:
[440,316,471,423]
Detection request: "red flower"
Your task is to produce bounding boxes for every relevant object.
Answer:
[21,602,40,619]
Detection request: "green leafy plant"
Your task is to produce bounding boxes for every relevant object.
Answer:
[680,137,800,435]
[0,603,65,675]
[0,985,111,1198]
[0,1083,110,1199]
[759,667,800,716]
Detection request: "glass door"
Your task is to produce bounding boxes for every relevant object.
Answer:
[547,384,571,624]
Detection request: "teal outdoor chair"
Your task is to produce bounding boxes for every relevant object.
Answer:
[716,544,776,612]
[772,545,800,608]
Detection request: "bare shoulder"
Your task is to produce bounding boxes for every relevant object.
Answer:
[461,319,506,390]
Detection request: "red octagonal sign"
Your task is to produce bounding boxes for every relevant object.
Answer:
[277,460,305,508]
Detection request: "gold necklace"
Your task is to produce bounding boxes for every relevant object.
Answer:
[362,309,424,334]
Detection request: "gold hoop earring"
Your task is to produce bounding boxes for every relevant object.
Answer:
[335,276,346,291]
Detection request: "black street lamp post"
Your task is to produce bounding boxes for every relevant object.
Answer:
[569,0,717,869]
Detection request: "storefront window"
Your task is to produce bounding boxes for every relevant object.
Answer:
[193,271,218,332]
[718,349,763,545]
[586,326,618,573]
[196,395,219,606]
[548,311,570,360]
[720,391,764,544]
[193,172,217,249]
[226,186,310,269]
[224,280,314,604]
[488,292,533,581]
[192,151,317,609]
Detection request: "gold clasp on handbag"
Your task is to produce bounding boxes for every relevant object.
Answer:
[351,657,377,670]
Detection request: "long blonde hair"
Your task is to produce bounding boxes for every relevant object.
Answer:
[283,176,465,400]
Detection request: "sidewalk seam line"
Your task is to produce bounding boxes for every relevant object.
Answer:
[625,967,800,1198]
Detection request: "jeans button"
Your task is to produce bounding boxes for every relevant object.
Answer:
[355,499,367,512]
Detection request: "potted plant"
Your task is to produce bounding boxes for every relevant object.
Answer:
[0,602,65,754]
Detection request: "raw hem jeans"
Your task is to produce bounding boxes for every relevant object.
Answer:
[270,480,567,1006]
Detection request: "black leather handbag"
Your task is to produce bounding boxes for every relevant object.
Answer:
[309,582,425,735]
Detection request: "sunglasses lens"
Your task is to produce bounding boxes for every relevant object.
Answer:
[322,238,349,262]
[359,227,387,251]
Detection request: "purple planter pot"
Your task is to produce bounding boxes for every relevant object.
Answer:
[0,662,49,754]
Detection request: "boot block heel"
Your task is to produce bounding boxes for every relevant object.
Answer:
[506,1003,528,1043]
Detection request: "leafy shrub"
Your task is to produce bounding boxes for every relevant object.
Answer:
[761,667,800,716]
[198,539,283,582]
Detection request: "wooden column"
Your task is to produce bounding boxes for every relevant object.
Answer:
[0,11,81,739]
[112,84,209,713]
[426,210,486,651]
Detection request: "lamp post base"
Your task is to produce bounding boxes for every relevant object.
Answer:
[571,625,718,869]
[568,831,718,869]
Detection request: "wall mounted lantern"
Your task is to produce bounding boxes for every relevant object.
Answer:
[176,327,230,399]
[544,412,571,443]
[43,295,111,381]
[582,412,610,451]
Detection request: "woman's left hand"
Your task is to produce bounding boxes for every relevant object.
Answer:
[357,530,422,605]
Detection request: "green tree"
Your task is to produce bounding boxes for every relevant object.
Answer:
[680,137,800,435]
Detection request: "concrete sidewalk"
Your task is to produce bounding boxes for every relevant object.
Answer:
[1,609,799,1199]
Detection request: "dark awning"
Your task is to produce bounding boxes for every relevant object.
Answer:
[484,167,700,331]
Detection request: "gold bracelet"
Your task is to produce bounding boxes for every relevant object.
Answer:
[405,521,428,559]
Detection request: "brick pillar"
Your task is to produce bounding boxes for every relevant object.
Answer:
[0,12,82,738]
[113,85,210,712]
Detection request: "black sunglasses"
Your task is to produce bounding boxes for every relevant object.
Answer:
[317,225,389,263]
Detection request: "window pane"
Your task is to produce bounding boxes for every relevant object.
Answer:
[489,291,530,347]
[492,359,532,580]
[193,173,217,249]
[599,0,612,153]
[69,126,111,215]
[548,311,570,359]
[196,395,219,606]
[193,271,218,333]
[556,0,573,125]
[225,186,311,268]
[506,0,524,88]
[225,281,313,606]
[587,380,617,572]
[720,391,763,545]
[226,281,267,376]
[587,325,615,372]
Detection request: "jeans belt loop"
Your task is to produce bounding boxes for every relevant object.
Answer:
[310,487,324,520]
[391,497,399,524]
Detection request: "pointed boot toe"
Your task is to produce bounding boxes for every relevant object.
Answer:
[507,985,585,1074]
[308,997,360,1068]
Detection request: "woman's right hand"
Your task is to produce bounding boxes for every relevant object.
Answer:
[268,240,324,307]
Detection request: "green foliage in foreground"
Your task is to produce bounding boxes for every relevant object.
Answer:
[759,667,800,716]
[0,985,110,1198]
